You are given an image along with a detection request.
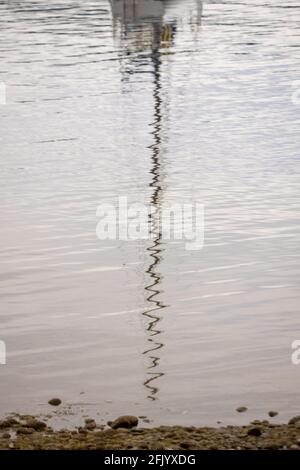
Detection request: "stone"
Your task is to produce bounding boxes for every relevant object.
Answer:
[268,411,278,418]
[288,415,300,425]
[77,427,87,434]
[48,398,62,406]
[110,415,139,430]
[247,427,262,437]
[180,441,193,449]
[16,427,35,435]
[0,418,19,428]
[84,418,95,424]
[236,407,248,413]
[151,441,165,450]
[84,420,97,431]
[26,419,47,431]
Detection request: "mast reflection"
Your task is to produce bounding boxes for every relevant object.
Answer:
[109,0,202,400]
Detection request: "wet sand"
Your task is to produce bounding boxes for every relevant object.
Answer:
[1,414,300,450]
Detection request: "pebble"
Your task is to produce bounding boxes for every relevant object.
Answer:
[247,427,262,437]
[84,420,97,431]
[180,441,193,449]
[85,418,95,424]
[116,428,130,434]
[26,419,47,431]
[48,398,62,406]
[0,418,19,428]
[77,427,87,434]
[268,411,278,418]
[236,407,248,413]
[151,442,165,450]
[110,415,139,430]
[17,427,35,435]
[288,415,300,425]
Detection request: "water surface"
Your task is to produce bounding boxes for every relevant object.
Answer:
[0,0,300,426]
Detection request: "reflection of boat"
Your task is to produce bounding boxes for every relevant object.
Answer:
[110,0,177,52]
[110,0,170,401]
[110,0,202,53]
[110,0,203,25]
[109,0,203,402]
[110,0,165,24]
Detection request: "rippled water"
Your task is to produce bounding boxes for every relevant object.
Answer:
[0,0,300,426]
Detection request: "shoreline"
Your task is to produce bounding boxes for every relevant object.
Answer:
[1,414,300,450]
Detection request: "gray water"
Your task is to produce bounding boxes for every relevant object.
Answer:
[0,0,300,427]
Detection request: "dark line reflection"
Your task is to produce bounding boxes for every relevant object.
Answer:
[110,0,173,401]
[142,22,167,400]
[109,0,202,400]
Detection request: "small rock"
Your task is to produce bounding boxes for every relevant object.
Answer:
[1,433,11,439]
[110,415,138,430]
[247,427,262,437]
[48,398,62,406]
[236,406,248,413]
[16,427,35,435]
[180,441,194,450]
[290,444,299,450]
[0,418,19,429]
[84,418,95,424]
[288,415,300,425]
[8,443,14,449]
[26,419,47,431]
[77,427,87,434]
[268,411,278,418]
[84,420,96,431]
[151,442,165,450]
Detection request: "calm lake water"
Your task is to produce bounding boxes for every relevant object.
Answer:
[1,0,300,426]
